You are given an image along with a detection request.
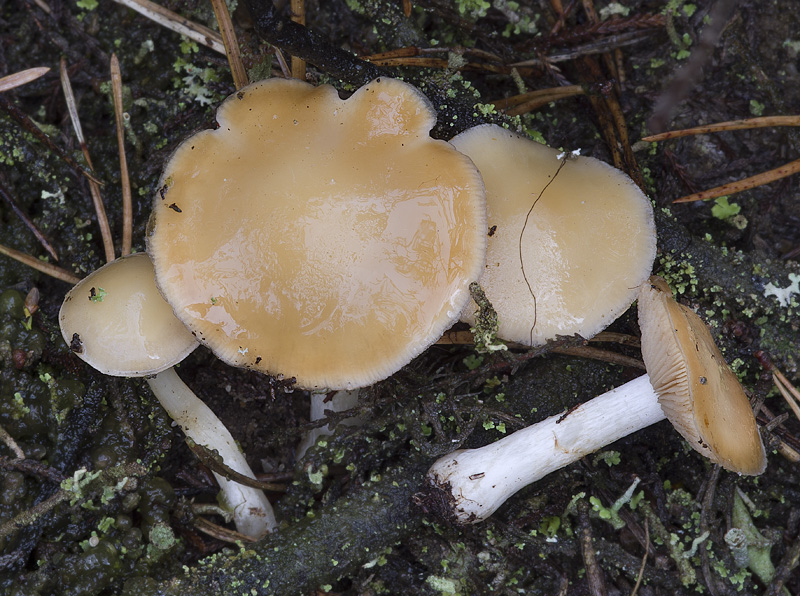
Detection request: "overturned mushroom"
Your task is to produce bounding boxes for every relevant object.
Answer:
[426,276,766,523]
[59,253,276,538]
[147,77,487,391]
[450,124,656,345]
[638,276,766,475]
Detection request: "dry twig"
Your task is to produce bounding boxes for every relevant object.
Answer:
[59,58,115,263]
[110,54,132,256]
[210,0,248,89]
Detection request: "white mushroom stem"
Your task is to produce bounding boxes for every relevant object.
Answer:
[296,389,361,461]
[427,375,664,523]
[146,368,277,538]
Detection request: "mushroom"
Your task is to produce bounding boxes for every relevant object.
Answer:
[59,253,277,539]
[59,252,197,377]
[638,276,766,475]
[147,76,487,391]
[449,124,656,346]
[426,276,766,523]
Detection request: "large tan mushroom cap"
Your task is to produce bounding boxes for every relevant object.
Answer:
[147,77,486,390]
[450,124,656,346]
[59,253,198,377]
[638,276,766,475]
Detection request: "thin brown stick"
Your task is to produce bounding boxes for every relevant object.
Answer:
[272,47,291,79]
[773,372,800,422]
[579,500,607,596]
[0,425,25,459]
[111,0,225,54]
[630,518,649,596]
[0,486,70,541]
[673,157,800,203]
[0,243,80,284]
[494,85,584,116]
[185,438,287,492]
[643,115,800,142]
[32,0,51,13]
[772,367,800,403]
[0,67,50,93]
[290,0,307,80]
[0,180,59,261]
[59,58,116,263]
[552,345,646,370]
[0,456,67,483]
[209,0,248,89]
[110,54,132,256]
[436,330,641,350]
[192,515,258,543]
[590,332,641,347]
[492,85,584,109]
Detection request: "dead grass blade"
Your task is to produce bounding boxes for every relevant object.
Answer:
[110,54,132,256]
[493,85,584,116]
[643,115,800,204]
[111,0,225,54]
[209,0,248,89]
[290,0,306,80]
[642,115,800,142]
[0,67,50,93]
[0,243,80,284]
[59,58,115,263]
[773,368,800,424]
[673,157,800,204]
[192,515,258,543]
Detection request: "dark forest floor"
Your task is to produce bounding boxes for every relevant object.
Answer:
[0,0,799,594]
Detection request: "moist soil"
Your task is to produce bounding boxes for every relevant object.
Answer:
[0,0,799,595]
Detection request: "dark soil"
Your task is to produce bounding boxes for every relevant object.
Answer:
[0,0,799,595]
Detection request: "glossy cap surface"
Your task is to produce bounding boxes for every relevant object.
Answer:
[59,253,198,376]
[147,77,486,390]
[451,124,656,346]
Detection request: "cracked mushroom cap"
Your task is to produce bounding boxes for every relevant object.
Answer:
[147,77,486,390]
[450,124,656,346]
[59,253,198,377]
[638,276,767,475]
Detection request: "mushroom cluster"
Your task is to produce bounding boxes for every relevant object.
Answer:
[58,74,765,536]
[59,76,489,539]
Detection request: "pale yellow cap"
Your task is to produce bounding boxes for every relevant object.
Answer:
[59,253,198,377]
[638,276,766,475]
[450,124,656,346]
[147,77,486,390]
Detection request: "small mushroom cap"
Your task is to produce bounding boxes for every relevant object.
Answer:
[450,124,656,346]
[59,253,198,377]
[147,77,486,390]
[638,276,766,475]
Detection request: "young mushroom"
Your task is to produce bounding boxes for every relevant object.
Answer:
[147,76,487,391]
[59,253,277,539]
[426,276,766,523]
[449,124,656,345]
